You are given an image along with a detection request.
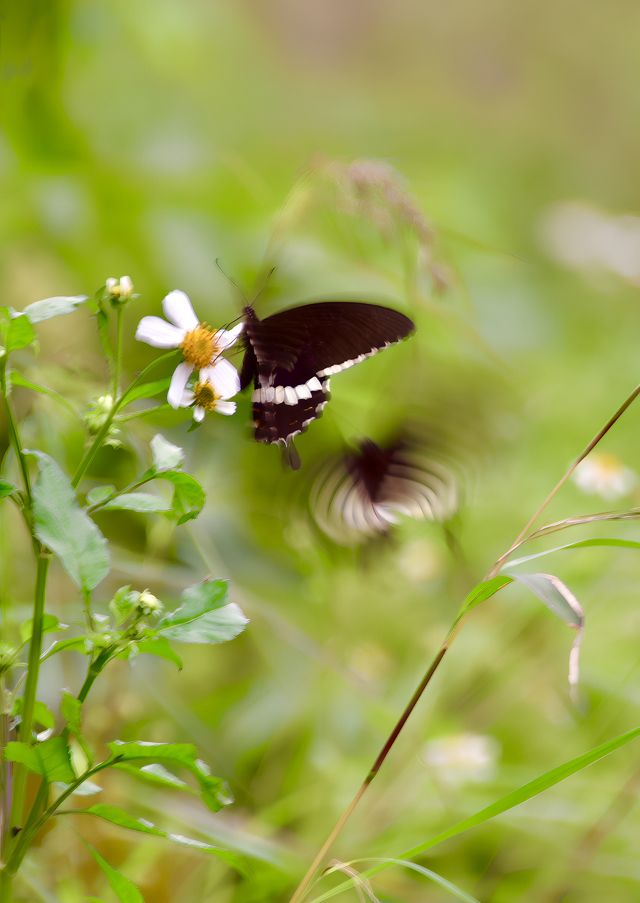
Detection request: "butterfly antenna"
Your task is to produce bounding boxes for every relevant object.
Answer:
[215,258,249,311]
[249,265,277,314]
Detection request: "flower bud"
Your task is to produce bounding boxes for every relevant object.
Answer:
[138,589,163,616]
[105,275,135,305]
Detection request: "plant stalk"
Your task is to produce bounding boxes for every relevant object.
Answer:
[288,381,640,902]
[6,554,50,845]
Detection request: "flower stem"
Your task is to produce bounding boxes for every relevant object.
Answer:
[72,351,177,489]
[288,381,640,902]
[111,306,124,400]
[7,553,50,843]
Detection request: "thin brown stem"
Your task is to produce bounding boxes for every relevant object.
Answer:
[289,381,640,902]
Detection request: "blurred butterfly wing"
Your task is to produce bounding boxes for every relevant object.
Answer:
[312,439,459,544]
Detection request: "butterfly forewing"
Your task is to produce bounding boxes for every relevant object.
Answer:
[241,301,415,461]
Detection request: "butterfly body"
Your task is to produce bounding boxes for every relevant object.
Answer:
[240,301,414,466]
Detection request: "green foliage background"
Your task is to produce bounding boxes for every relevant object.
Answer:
[2,1,640,900]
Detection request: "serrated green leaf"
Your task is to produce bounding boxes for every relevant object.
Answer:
[12,698,55,730]
[107,741,231,812]
[86,485,117,507]
[41,635,91,661]
[102,492,171,513]
[61,691,82,734]
[20,612,64,643]
[157,579,248,645]
[6,736,75,783]
[71,804,244,870]
[31,451,110,591]
[136,636,183,669]
[22,295,88,323]
[160,471,205,524]
[150,434,184,472]
[109,586,136,626]
[87,844,144,903]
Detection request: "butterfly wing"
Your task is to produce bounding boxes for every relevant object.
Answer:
[241,302,415,458]
[311,438,459,544]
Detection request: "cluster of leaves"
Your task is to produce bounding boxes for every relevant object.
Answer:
[0,291,249,899]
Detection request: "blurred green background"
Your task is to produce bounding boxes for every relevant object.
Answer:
[2,1,640,900]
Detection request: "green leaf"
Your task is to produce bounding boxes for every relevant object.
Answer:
[61,691,83,735]
[160,471,205,524]
[12,698,55,730]
[109,586,137,626]
[87,844,144,903]
[9,372,79,417]
[309,726,640,903]
[158,579,248,645]
[69,804,243,869]
[22,295,88,323]
[3,312,36,352]
[31,452,110,591]
[136,636,183,669]
[0,479,16,498]
[120,377,171,407]
[20,612,65,643]
[108,741,232,812]
[102,492,171,514]
[505,537,640,568]
[513,572,584,691]
[6,736,75,783]
[455,575,513,622]
[41,635,91,661]
[86,485,117,507]
[150,434,184,472]
[117,762,190,791]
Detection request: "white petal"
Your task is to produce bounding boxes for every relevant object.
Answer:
[201,358,240,399]
[215,400,236,416]
[216,322,244,349]
[180,388,195,407]
[193,406,206,422]
[167,362,194,408]
[162,290,199,331]
[135,316,184,348]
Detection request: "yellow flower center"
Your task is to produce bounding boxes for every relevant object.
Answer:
[180,324,220,369]
[593,453,623,476]
[193,379,220,411]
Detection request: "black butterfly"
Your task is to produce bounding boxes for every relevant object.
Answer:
[311,436,459,545]
[239,301,415,467]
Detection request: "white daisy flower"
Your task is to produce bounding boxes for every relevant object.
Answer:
[572,452,636,501]
[421,733,499,787]
[180,361,240,422]
[135,290,243,408]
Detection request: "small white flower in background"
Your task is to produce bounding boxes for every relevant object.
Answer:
[106,275,134,301]
[421,733,499,787]
[180,362,240,421]
[572,453,636,501]
[135,290,243,410]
